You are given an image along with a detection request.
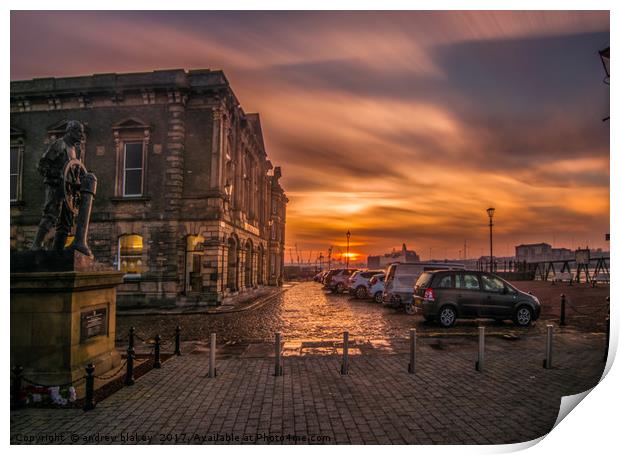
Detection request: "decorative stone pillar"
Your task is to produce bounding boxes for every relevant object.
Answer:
[238,248,246,291]
[210,108,224,191]
[252,248,258,287]
[165,92,186,216]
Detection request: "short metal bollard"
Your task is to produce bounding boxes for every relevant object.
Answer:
[275,332,283,376]
[128,326,135,350]
[560,294,566,326]
[153,335,162,369]
[408,329,417,374]
[125,347,135,386]
[174,326,182,356]
[12,365,24,409]
[341,331,349,375]
[475,326,485,372]
[604,296,610,363]
[543,325,554,369]
[208,333,217,378]
[83,363,96,411]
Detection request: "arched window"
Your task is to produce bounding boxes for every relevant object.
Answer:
[118,234,144,275]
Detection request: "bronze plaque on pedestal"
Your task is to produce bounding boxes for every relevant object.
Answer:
[80,308,108,342]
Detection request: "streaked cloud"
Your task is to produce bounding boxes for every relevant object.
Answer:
[10,10,610,259]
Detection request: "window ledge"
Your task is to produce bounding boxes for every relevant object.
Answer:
[110,196,151,203]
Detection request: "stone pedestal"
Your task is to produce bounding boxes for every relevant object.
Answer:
[10,250,124,389]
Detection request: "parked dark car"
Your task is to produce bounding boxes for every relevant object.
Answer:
[413,270,541,328]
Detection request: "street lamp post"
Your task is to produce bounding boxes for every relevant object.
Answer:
[346,230,351,269]
[487,207,495,272]
[328,246,332,270]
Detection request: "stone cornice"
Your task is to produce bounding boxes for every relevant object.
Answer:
[10,69,235,109]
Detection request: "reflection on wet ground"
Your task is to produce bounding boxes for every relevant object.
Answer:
[118,281,547,348]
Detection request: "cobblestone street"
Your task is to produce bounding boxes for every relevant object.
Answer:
[116,281,609,347]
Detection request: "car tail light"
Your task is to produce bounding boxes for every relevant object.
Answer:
[423,288,435,301]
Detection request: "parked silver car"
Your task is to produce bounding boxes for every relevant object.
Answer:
[368,273,385,303]
[348,270,384,298]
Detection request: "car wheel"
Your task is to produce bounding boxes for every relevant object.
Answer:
[335,283,344,294]
[355,286,367,299]
[438,306,457,328]
[405,301,416,315]
[374,291,383,303]
[514,306,533,327]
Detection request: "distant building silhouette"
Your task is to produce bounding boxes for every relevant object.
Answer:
[367,243,420,268]
[515,243,580,262]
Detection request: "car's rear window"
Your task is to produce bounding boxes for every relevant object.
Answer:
[415,272,434,288]
[433,274,453,288]
[455,273,480,290]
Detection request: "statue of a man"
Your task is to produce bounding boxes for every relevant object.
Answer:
[31,120,96,256]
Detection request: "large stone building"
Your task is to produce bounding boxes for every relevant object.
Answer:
[10,69,287,307]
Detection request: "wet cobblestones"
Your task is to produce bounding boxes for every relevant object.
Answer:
[117,281,609,347]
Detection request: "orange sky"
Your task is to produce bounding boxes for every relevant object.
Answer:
[10,11,610,260]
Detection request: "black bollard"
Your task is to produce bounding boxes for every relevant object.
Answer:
[543,325,554,369]
[128,326,135,350]
[174,326,182,356]
[604,297,610,363]
[154,335,162,369]
[83,363,96,411]
[12,365,24,409]
[560,294,566,326]
[125,347,135,386]
[475,327,485,372]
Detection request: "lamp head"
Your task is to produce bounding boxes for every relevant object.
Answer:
[599,47,610,82]
[486,207,495,219]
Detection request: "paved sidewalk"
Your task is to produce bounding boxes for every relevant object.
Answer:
[11,332,606,445]
[117,286,289,316]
